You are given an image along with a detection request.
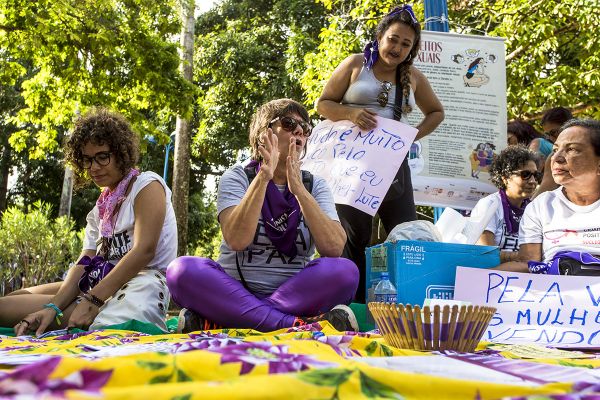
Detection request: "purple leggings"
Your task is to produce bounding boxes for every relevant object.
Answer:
[166,256,359,332]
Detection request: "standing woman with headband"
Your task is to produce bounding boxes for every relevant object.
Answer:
[0,109,177,335]
[316,5,444,302]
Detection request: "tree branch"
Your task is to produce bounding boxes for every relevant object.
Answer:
[506,24,577,64]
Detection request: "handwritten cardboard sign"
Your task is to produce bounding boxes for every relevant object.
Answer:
[454,267,600,348]
[302,117,418,215]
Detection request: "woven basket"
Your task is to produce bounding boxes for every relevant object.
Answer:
[368,302,497,352]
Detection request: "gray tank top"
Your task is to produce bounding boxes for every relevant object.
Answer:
[341,66,416,123]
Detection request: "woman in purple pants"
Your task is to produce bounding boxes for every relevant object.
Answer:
[167,99,359,333]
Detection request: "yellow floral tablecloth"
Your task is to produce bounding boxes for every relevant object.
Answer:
[1,322,599,399]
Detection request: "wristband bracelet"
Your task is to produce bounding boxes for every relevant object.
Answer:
[81,293,105,308]
[43,303,64,325]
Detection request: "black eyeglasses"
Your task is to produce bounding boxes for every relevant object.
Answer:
[377,81,392,107]
[513,170,542,182]
[270,116,312,137]
[81,151,112,169]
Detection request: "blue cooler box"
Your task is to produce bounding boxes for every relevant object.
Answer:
[366,240,500,306]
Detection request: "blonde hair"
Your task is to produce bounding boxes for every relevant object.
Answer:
[248,99,309,161]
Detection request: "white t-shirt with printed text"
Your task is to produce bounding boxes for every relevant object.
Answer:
[471,192,520,252]
[519,187,600,262]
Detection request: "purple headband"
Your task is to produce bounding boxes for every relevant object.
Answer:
[363,4,419,70]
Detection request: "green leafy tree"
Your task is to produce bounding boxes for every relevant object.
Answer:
[187,191,221,258]
[192,0,327,168]
[448,0,600,120]
[0,0,195,158]
[300,0,600,121]
[0,201,81,294]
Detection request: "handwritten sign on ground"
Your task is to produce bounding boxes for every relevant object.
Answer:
[303,117,418,215]
[454,267,600,348]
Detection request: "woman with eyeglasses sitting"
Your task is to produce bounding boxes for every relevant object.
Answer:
[471,146,540,262]
[497,120,600,275]
[0,109,177,335]
[166,99,360,333]
[315,5,444,302]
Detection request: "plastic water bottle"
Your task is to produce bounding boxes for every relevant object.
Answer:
[374,272,397,303]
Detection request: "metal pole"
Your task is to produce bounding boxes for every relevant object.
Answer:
[163,132,176,183]
[423,0,449,222]
[424,0,449,32]
[163,143,171,182]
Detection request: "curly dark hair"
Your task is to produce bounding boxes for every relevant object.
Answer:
[249,99,310,161]
[64,108,140,187]
[489,146,538,190]
[507,120,541,146]
[374,6,421,117]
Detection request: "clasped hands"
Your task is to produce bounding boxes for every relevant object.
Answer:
[257,129,306,195]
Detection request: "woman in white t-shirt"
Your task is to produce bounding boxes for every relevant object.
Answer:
[0,109,177,335]
[498,119,600,272]
[472,146,540,262]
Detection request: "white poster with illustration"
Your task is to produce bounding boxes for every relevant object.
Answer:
[408,31,506,210]
[454,267,600,348]
[302,117,418,216]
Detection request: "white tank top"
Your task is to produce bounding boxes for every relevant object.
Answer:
[341,66,416,123]
[83,171,178,271]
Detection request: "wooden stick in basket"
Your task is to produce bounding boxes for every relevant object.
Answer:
[432,305,440,351]
[457,305,474,352]
[445,305,459,351]
[394,303,414,349]
[412,305,426,350]
[463,306,481,352]
[373,303,393,347]
[450,305,467,351]
[403,304,417,349]
[399,304,418,350]
[439,305,450,351]
[470,307,495,351]
[371,303,396,348]
[423,305,432,351]
[465,305,481,352]
[382,303,404,349]
[475,307,493,348]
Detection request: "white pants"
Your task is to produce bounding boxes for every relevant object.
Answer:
[90,269,170,332]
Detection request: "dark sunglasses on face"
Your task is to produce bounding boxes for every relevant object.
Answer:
[513,170,542,182]
[270,116,312,137]
[377,81,393,107]
[81,151,112,169]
